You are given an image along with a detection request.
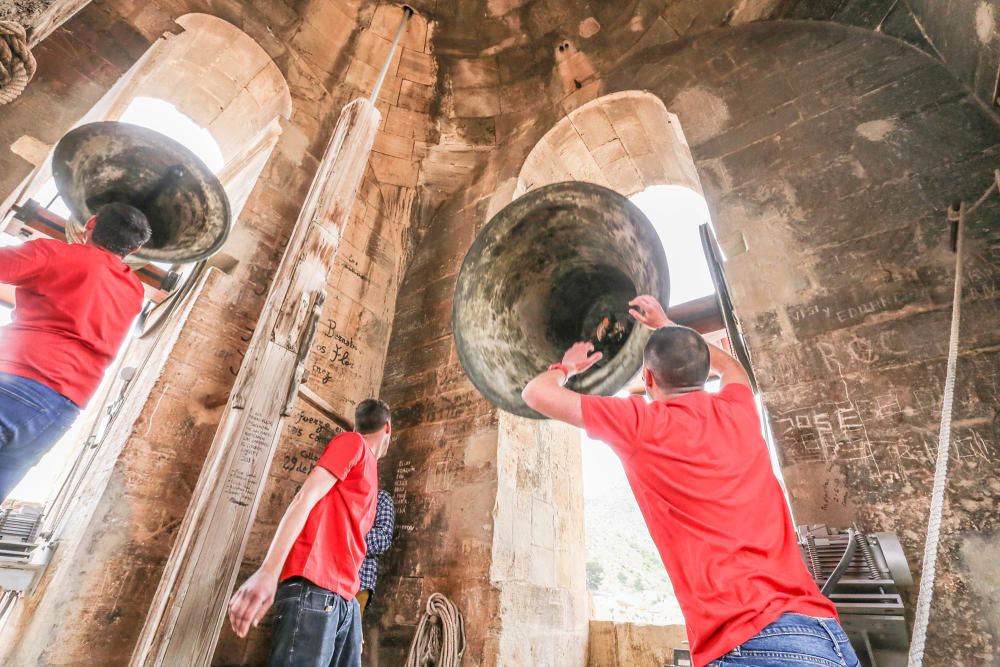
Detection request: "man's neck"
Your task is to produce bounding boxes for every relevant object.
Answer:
[649,387,702,402]
[360,432,382,456]
[85,240,123,260]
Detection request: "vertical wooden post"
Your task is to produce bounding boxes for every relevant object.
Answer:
[130,98,381,666]
[23,0,93,46]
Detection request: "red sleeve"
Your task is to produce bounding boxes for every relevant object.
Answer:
[0,240,52,285]
[716,383,756,406]
[580,394,648,460]
[316,433,364,481]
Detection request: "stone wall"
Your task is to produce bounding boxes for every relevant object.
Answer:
[778,0,1000,110]
[2,2,998,665]
[615,23,1000,664]
[588,620,687,667]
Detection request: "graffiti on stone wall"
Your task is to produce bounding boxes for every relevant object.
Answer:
[277,408,344,478]
[224,408,275,506]
[393,390,486,429]
[338,254,370,283]
[393,458,416,533]
[772,374,998,482]
[788,292,919,328]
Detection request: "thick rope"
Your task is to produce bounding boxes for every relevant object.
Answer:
[0,21,36,105]
[404,593,466,667]
[905,171,996,665]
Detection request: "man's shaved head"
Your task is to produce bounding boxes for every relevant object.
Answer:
[643,326,710,391]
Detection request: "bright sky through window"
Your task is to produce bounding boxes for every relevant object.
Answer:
[119,97,224,172]
[630,185,715,306]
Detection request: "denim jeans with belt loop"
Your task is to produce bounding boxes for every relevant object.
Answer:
[268,577,362,667]
[0,372,80,501]
[707,613,861,667]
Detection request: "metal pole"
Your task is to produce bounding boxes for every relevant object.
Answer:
[370,6,413,104]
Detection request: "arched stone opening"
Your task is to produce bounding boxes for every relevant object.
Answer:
[483,90,719,665]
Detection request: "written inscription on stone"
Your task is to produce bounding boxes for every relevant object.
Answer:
[225,409,275,506]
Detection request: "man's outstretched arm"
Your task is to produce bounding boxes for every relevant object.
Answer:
[227,466,336,637]
[707,342,751,388]
[521,342,603,427]
[631,293,750,389]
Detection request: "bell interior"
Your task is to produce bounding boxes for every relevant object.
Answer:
[453,182,669,418]
[52,122,231,264]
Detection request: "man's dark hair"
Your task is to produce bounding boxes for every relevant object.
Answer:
[91,203,151,257]
[643,326,710,391]
[355,399,391,435]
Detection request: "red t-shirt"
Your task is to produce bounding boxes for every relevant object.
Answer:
[0,239,144,407]
[581,384,836,667]
[280,432,378,599]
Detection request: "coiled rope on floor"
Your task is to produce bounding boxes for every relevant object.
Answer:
[404,593,466,667]
[906,169,999,667]
[0,21,36,105]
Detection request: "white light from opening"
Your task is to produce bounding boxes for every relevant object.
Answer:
[119,97,224,172]
[630,185,715,306]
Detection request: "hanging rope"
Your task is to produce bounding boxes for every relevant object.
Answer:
[0,21,36,106]
[907,169,999,667]
[404,593,466,667]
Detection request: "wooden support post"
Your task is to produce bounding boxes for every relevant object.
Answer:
[20,0,92,46]
[130,98,381,666]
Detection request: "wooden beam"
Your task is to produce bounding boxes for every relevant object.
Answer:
[7,201,173,303]
[22,0,93,47]
[667,294,724,334]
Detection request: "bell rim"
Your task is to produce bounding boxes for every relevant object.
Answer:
[51,120,232,264]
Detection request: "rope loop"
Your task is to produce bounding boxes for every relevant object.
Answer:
[0,21,36,105]
[404,592,466,667]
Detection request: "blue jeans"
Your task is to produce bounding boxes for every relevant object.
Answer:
[0,373,79,501]
[269,577,362,667]
[708,613,860,667]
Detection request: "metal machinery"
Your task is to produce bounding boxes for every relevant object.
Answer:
[671,525,912,667]
[799,524,912,667]
[0,506,51,595]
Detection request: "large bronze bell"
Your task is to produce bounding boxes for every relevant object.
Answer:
[453,182,670,418]
[52,121,231,263]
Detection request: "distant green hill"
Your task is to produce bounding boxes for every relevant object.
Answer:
[584,491,685,624]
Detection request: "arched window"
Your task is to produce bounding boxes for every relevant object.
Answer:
[505,90,749,626]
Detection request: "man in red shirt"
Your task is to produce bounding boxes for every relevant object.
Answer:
[228,399,390,667]
[523,295,860,667]
[0,203,150,500]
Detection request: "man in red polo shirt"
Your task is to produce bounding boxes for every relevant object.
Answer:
[228,399,390,667]
[0,202,150,500]
[522,295,859,667]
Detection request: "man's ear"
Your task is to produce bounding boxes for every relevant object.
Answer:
[84,216,97,233]
[644,368,655,390]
